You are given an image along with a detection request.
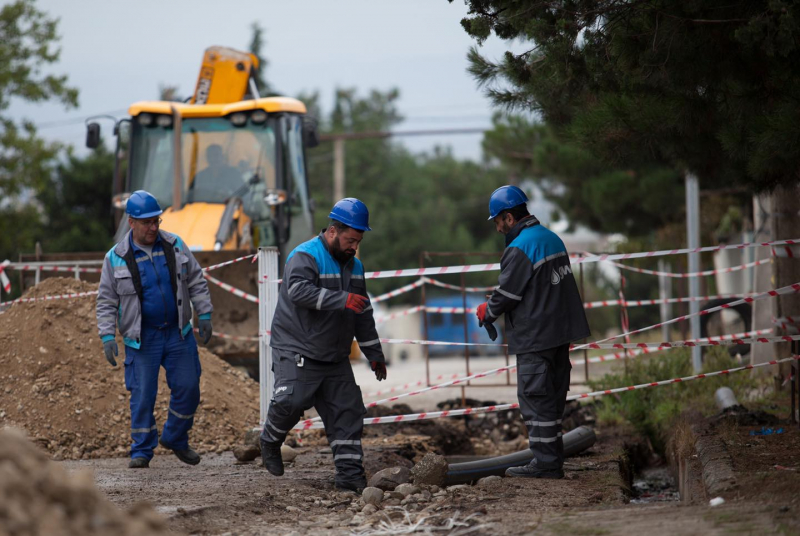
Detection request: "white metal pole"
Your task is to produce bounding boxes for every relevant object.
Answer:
[685,173,702,372]
[258,247,280,428]
[333,137,345,201]
[658,259,672,342]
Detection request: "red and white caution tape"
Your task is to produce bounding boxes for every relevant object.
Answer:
[583,293,757,309]
[379,337,501,347]
[204,273,259,303]
[267,238,799,283]
[772,245,800,258]
[577,334,800,351]
[423,277,498,293]
[0,290,98,309]
[375,305,424,325]
[292,355,800,430]
[610,258,770,278]
[202,253,257,273]
[2,264,102,274]
[0,260,11,295]
[192,327,259,342]
[572,282,800,352]
[372,279,425,303]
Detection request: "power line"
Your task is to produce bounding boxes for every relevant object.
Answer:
[33,109,128,130]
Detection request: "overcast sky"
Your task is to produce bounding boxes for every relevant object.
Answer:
[9,0,528,160]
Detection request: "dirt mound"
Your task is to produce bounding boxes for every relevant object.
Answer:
[0,427,176,535]
[0,278,259,460]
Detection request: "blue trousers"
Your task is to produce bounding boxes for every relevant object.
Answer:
[123,326,201,460]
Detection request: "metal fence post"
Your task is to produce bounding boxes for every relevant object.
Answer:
[258,247,280,428]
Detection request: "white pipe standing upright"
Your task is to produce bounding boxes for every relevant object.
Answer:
[658,259,672,342]
[258,247,280,427]
[686,172,703,372]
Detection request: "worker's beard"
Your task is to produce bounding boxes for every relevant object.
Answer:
[330,236,356,265]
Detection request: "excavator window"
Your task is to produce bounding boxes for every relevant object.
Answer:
[128,115,278,219]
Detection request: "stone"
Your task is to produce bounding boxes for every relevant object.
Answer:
[477,475,502,487]
[281,445,298,463]
[233,444,260,462]
[387,491,405,500]
[362,504,378,515]
[447,484,470,492]
[361,487,384,506]
[382,498,402,507]
[411,453,449,487]
[394,483,421,497]
[368,466,411,491]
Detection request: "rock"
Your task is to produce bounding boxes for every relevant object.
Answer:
[430,485,440,493]
[233,444,260,462]
[447,484,470,492]
[394,483,421,497]
[368,466,411,491]
[361,487,384,506]
[382,498,402,507]
[411,453,449,486]
[281,445,298,463]
[243,429,261,448]
[362,504,378,515]
[286,506,301,513]
[477,475,502,487]
[387,491,405,500]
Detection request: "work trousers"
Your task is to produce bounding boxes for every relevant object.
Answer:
[123,326,201,460]
[517,344,571,470]
[261,349,367,488]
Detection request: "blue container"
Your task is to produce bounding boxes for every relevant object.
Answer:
[423,295,503,356]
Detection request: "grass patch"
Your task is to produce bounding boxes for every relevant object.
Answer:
[589,347,766,455]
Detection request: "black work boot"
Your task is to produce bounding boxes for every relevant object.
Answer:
[505,463,564,479]
[335,480,366,494]
[128,457,150,469]
[260,438,284,476]
[159,438,201,466]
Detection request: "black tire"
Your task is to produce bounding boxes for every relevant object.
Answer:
[699,298,752,357]
[442,426,596,485]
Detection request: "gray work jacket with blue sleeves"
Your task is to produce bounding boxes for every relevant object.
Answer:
[270,232,385,364]
[483,216,590,355]
[96,230,213,349]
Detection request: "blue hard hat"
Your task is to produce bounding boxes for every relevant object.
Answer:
[487,185,529,220]
[126,190,163,219]
[329,197,372,231]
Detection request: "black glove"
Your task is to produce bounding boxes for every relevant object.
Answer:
[103,339,118,367]
[199,318,213,345]
[371,361,387,381]
[479,320,498,341]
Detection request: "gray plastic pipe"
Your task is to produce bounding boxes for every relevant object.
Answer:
[714,387,739,411]
[443,425,596,485]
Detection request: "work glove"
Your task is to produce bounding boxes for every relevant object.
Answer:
[481,321,498,341]
[345,293,369,313]
[476,302,488,324]
[199,318,213,345]
[371,361,387,381]
[103,339,118,367]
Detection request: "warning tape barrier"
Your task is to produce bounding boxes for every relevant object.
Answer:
[192,327,259,342]
[0,290,98,309]
[423,277,497,293]
[201,253,257,273]
[610,257,770,278]
[0,260,11,294]
[292,355,800,430]
[203,273,259,304]
[572,282,800,352]
[299,331,791,427]
[372,279,425,303]
[267,238,800,283]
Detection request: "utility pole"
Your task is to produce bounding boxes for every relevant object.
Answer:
[333,137,345,201]
[685,172,702,372]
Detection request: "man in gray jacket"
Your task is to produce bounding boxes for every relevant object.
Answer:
[260,198,386,493]
[96,190,213,468]
[477,186,590,479]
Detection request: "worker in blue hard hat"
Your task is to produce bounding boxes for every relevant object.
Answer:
[477,185,590,479]
[261,197,386,493]
[96,190,214,469]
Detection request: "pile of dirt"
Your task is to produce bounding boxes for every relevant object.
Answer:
[0,427,176,535]
[0,277,259,460]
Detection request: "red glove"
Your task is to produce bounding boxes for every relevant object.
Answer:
[476,302,488,324]
[345,293,368,313]
[371,361,387,381]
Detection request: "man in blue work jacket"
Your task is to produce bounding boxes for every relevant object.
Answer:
[260,198,387,493]
[477,186,590,479]
[96,190,214,468]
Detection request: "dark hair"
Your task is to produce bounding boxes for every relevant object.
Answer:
[501,203,530,222]
[329,219,354,233]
